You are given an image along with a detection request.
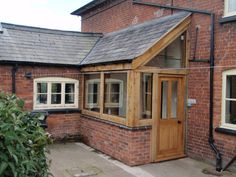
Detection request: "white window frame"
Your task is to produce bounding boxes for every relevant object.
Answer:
[224,0,236,17]
[221,70,236,130]
[85,79,100,109]
[33,77,79,109]
[105,78,123,108]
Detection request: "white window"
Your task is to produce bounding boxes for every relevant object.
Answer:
[34,77,78,109]
[222,70,236,130]
[103,73,127,117]
[225,0,236,17]
[105,79,123,108]
[85,79,100,109]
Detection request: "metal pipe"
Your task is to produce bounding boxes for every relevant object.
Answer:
[132,0,212,15]
[11,64,18,94]
[193,26,199,61]
[132,0,222,171]
[208,13,222,172]
[222,155,236,171]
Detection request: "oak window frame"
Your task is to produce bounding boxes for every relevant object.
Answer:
[82,72,128,125]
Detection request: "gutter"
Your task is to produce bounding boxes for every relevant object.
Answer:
[11,64,18,94]
[0,60,78,68]
[132,0,222,171]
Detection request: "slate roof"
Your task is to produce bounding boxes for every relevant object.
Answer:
[80,12,191,65]
[0,23,102,65]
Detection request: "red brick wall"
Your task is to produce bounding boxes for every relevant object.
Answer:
[0,65,82,139]
[47,113,80,139]
[80,0,236,169]
[0,66,13,93]
[79,115,151,166]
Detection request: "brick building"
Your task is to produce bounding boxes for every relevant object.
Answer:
[0,0,236,172]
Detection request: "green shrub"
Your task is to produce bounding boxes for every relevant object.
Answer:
[0,93,52,177]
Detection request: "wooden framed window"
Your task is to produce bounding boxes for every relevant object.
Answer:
[222,70,236,130]
[104,73,127,117]
[34,77,78,109]
[145,36,184,68]
[84,74,100,112]
[225,0,236,17]
[140,73,153,119]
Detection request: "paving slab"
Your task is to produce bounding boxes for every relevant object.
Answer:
[48,143,236,177]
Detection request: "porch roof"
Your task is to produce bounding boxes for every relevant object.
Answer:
[80,12,191,66]
[0,23,102,65]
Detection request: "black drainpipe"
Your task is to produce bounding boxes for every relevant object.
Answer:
[11,64,18,94]
[132,0,222,171]
[208,14,222,172]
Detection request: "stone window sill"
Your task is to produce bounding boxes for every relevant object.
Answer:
[219,15,236,24]
[215,127,236,136]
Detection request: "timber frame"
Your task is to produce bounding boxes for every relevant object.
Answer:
[80,15,191,128]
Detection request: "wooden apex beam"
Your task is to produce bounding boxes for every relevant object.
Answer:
[131,15,192,69]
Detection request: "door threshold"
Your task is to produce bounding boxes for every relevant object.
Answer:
[155,154,186,162]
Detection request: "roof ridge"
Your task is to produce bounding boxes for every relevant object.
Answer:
[0,22,103,37]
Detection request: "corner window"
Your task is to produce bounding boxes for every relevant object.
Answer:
[34,77,78,109]
[225,0,236,17]
[222,70,236,130]
[104,73,127,117]
[140,73,152,119]
[84,74,100,112]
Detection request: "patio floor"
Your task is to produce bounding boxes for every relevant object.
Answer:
[48,143,236,177]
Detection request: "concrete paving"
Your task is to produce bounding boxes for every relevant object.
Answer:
[48,143,236,177]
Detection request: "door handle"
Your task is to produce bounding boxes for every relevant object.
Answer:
[177,120,182,124]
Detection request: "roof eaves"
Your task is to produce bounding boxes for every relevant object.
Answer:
[0,60,79,67]
[71,0,108,15]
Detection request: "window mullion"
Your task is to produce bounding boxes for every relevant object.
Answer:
[62,83,65,107]
[48,82,51,107]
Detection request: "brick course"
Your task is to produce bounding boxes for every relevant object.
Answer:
[79,115,151,166]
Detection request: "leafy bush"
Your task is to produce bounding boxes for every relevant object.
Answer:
[0,93,51,177]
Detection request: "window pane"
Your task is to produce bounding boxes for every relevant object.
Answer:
[84,74,100,112]
[104,73,127,117]
[171,81,178,118]
[65,94,75,104]
[111,84,120,92]
[111,93,119,103]
[36,94,47,104]
[225,100,236,125]
[226,75,236,99]
[228,0,236,13]
[65,84,75,93]
[51,83,61,93]
[51,94,61,104]
[37,83,47,93]
[161,81,168,119]
[145,36,183,68]
[140,73,152,119]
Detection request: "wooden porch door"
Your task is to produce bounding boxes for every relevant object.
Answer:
[156,75,185,161]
